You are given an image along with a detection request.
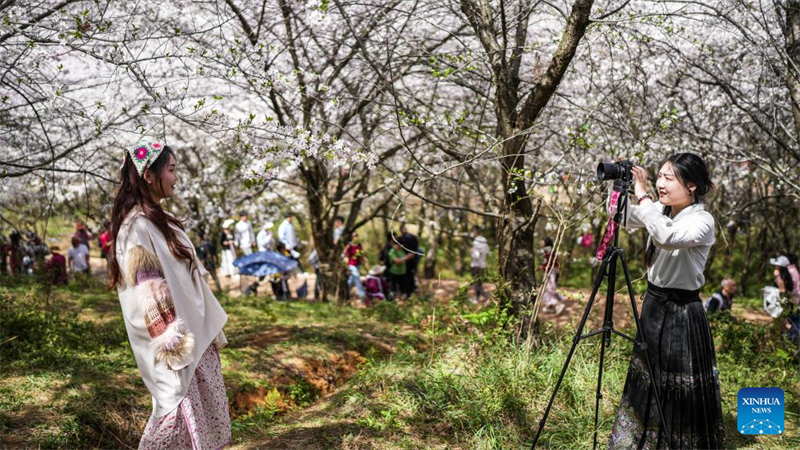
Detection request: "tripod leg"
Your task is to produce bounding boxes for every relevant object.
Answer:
[618,252,672,450]
[591,250,620,450]
[592,329,612,450]
[531,255,612,449]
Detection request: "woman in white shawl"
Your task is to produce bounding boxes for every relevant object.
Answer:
[108,140,230,449]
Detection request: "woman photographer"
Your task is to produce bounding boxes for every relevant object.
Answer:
[609,153,725,449]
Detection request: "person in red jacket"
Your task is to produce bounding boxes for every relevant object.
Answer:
[99,221,112,261]
[46,245,68,285]
[343,232,368,301]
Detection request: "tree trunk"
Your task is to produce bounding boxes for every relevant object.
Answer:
[459,0,594,334]
[783,1,800,140]
[741,213,753,295]
[302,158,332,302]
[456,216,470,277]
[300,155,351,303]
[496,136,542,327]
[312,222,349,304]
[422,193,438,279]
[498,153,541,326]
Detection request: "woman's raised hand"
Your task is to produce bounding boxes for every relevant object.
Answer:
[631,166,649,199]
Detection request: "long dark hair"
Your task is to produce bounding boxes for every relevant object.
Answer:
[787,253,798,267]
[778,266,795,293]
[645,153,714,267]
[108,146,194,288]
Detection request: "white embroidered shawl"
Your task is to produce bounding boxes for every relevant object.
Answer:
[115,208,228,417]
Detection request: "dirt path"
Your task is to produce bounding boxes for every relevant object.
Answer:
[418,278,773,327]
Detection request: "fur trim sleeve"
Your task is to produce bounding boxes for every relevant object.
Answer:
[124,244,163,287]
[126,245,195,370]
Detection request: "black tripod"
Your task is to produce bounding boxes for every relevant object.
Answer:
[530,184,671,450]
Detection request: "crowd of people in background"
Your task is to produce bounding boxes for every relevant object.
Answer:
[769,254,800,340]
[699,253,800,341]
[0,214,433,306]
[0,221,107,284]
[0,219,580,317]
[192,213,429,304]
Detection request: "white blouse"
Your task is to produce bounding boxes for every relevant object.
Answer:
[622,199,715,291]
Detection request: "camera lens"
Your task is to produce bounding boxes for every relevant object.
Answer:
[597,162,621,181]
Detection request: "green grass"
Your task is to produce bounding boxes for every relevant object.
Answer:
[335,324,629,449]
[0,277,151,448]
[335,310,800,449]
[0,274,429,448]
[1,273,798,449]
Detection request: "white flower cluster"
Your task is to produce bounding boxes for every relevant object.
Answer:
[237,120,377,183]
[303,0,333,29]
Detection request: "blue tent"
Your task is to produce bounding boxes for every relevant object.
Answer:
[233,251,298,277]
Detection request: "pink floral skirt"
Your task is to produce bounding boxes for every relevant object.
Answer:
[139,345,231,450]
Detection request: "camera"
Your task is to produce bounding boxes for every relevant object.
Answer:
[596,160,634,182]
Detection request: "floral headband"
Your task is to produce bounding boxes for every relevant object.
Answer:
[123,140,165,177]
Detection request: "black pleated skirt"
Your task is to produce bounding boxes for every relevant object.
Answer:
[609,283,726,449]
